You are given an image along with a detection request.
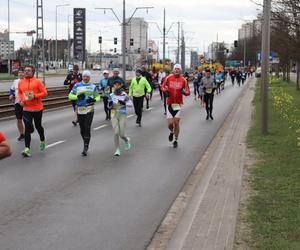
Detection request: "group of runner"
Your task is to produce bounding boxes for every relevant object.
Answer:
[3,62,247,159]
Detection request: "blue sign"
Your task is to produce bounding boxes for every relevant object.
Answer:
[257,51,274,61]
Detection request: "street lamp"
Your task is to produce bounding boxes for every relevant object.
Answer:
[95,1,153,80]
[55,4,69,70]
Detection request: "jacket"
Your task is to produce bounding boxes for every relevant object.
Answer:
[18,77,48,111]
[128,76,152,97]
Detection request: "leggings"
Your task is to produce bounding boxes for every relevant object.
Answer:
[133,96,144,123]
[102,96,111,118]
[23,110,45,148]
[78,112,94,149]
[193,82,200,96]
[111,112,129,148]
[204,93,214,115]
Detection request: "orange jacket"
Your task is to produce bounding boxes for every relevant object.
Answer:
[18,77,48,111]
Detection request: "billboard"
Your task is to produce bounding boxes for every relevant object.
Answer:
[73,8,86,62]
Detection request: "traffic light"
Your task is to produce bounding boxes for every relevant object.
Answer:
[234,40,238,47]
[137,48,141,54]
[226,49,229,53]
[148,48,152,53]
[98,36,102,44]
[125,48,128,53]
[130,38,134,46]
[114,48,117,53]
[114,37,117,45]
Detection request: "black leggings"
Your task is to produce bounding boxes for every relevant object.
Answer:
[204,93,214,115]
[78,112,94,148]
[102,96,111,118]
[133,96,144,123]
[23,110,45,148]
[193,82,200,96]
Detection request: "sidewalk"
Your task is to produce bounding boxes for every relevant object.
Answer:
[148,78,256,250]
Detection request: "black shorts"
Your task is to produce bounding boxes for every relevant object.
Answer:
[15,103,23,119]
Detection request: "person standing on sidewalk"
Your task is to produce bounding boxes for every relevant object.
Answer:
[18,65,48,157]
[64,64,82,126]
[69,70,100,156]
[108,80,132,156]
[0,132,12,160]
[99,70,111,120]
[200,68,217,120]
[9,67,25,141]
[129,68,152,127]
[162,64,190,148]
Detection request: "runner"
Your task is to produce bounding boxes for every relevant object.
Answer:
[157,68,166,100]
[200,68,217,120]
[128,68,152,127]
[9,67,25,141]
[99,70,111,120]
[108,68,125,92]
[18,65,48,157]
[69,70,100,156]
[236,69,242,87]
[0,132,11,160]
[141,66,152,109]
[161,70,171,115]
[108,80,132,156]
[162,64,190,148]
[64,64,82,126]
[215,70,223,94]
[192,70,202,100]
[229,68,236,86]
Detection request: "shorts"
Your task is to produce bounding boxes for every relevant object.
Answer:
[15,103,23,119]
[167,104,181,119]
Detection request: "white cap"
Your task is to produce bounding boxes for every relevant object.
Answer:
[173,64,182,70]
[103,70,109,74]
[82,70,91,77]
[112,68,120,72]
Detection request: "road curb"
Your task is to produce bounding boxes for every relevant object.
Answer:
[147,78,254,250]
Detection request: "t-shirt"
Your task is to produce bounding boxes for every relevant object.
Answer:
[0,132,6,143]
[10,79,20,104]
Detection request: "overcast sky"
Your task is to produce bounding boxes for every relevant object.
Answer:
[0,0,261,60]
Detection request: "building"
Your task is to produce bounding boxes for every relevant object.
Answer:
[0,30,14,59]
[190,51,199,69]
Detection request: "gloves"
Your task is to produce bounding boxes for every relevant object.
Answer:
[118,100,126,105]
[77,93,85,100]
[86,97,96,104]
[165,90,170,97]
[181,89,186,95]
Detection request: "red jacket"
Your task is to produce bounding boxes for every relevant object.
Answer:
[162,74,190,105]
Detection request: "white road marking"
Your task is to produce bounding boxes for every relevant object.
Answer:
[146,107,153,111]
[45,140,65,149]
[93,124,108,131]
[127,114,135,118]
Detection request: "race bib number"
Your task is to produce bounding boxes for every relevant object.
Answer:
[171,104,181,111]
[206,89,213,94]
[78,106,93,114]
[24,91,34,101]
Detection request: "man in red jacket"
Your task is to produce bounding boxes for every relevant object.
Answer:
[162,64,190,148]
[0,132,12,160]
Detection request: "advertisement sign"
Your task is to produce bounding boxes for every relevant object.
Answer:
[73,8,86,62]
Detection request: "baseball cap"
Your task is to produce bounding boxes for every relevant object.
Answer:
[103,70,109,74]
[173,64,182,70]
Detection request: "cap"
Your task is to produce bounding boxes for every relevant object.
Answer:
[112,68,120,72]
[173,64,182,70]
[82,70,92,77]
[103,70,109,74]
[136,68,142,74]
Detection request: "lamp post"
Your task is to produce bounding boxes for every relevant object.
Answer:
[261,0,271,135]
[55,4,69,70]
[95,1,153,80]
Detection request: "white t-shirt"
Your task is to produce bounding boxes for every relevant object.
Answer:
[10,79,20,104]
[158,71,166,84]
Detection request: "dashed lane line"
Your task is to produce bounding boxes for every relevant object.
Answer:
[46,140,65,149]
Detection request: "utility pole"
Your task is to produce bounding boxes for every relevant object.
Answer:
[181,27,185,72]
[163,8,166,70]
[36,0,45,84]
[7,0,11,74]
[177,21,180,63]
[261,0,271,135]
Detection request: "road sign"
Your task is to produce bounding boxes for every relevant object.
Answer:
[257,51,274,61]
[73,8,86,62]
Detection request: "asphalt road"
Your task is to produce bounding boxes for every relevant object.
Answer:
[0,78,251,250]
[0,70,136,92]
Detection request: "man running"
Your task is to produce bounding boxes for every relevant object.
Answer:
[18,65,48,157]
[200,68,217,120]
[192,70,202,100]
[157,68,166,100]
[0,132,12,160]
[141,66,152,109]
[128,68,152,127]
[161,70,171,115]
[69,70,100,156]
[99,70,111,120]
[64,64,82,126]
[108,68,125,91]
[108,80,132,156]
[9,67,25,141]
[162,64,190,148]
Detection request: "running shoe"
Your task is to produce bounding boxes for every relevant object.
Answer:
[17,134,25,141]
[114,147,121,156]
[124,138,131,151]
[40,141,46,151]
[169,132,174,142]
[22,147,31,157]
[173,140,178,148]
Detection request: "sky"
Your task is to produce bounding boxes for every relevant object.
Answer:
[0,0,261,61]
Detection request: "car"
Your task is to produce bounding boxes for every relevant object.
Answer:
[255,67,261,77]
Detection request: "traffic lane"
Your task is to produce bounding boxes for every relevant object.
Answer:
[0,79,250,250]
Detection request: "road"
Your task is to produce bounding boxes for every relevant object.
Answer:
[0,70,136,92]
[0,78,250,250]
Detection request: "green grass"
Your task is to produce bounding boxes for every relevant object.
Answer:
[247,79,300,249]
[0,74,17,81]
